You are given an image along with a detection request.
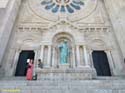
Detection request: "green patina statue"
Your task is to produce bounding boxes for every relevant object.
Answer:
[59,40,69,64]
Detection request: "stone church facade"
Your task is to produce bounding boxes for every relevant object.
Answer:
[0,0,125,80]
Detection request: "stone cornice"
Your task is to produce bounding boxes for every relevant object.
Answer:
[17,25,111,33]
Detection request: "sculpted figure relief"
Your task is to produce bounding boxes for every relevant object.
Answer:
[59,40,69,64]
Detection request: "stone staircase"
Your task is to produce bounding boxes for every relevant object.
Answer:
[0,77,125,93]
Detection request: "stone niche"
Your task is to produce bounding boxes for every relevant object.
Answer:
[35,31,96,80]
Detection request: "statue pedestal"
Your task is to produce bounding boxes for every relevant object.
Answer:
[35,67,96,80]
[59,63,70,69]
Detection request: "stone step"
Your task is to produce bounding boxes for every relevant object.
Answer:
[0,77,26,80]
[1,80,125,86]
[1,76,125,81]
[0,79,125,93]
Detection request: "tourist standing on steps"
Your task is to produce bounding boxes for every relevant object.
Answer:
[26,59,34,80]
[38,59,43,69]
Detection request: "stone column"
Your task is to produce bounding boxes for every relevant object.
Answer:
[89,50,94,68]
[105,50,115,75]
[33,50,38,76]
[12,50,20,67]
[105,50,115,68]
[76,45,80,67]
[52,47,55,67]
[12,49,21,75]
[47,45,52,67]
[40,45,44,62]
[83,45,90,67]
[72,47,76,68]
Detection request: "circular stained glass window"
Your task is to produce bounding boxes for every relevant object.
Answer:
[41,0,85,13]
[28,0,97,21]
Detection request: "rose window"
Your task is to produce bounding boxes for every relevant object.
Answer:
[28,0,97,21]
[41,0,85,13]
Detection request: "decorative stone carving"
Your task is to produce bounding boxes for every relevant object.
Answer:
[28,0,98,21]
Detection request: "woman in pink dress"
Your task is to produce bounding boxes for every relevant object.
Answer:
[26,59,34,80]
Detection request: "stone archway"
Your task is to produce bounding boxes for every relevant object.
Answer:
[88,39,114,76]
[52,32,75,68]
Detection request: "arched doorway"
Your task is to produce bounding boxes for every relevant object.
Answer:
[15,50,35,76]
[92,51,111,76]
